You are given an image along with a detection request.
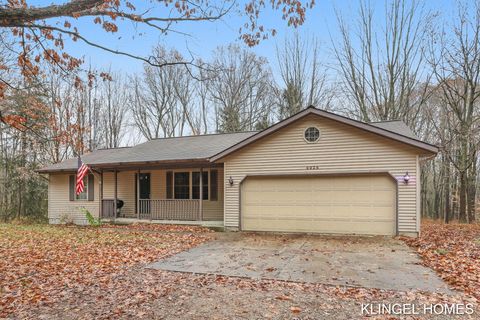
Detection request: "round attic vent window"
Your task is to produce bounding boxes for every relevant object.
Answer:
[304,127,320,143]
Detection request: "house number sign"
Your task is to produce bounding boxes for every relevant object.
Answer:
[306,165,320,170]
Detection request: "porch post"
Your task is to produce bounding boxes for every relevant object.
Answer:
[114,169,118,222]
[137,169,140,220]
[99,170,103,219]
[199,167,203,221]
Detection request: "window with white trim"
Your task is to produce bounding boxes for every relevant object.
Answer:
[75,176,88,200]
[167,170,218,201]
[192,171,209,200]
[174,172,190,199]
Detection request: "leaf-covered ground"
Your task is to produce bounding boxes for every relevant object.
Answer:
[0,223,213,317]
[402,220,480,301]
[0,222,477,319]
[15,268,476,319]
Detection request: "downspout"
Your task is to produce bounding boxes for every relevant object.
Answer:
[100,170,103,219]
[114,169,118,223]
[416,155,421,235]
[199,167,203,221]
[137,169,140,220]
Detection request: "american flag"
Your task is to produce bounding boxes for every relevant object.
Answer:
[76,157,89,195]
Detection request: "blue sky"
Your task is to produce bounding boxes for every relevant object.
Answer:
[41,0,456,77]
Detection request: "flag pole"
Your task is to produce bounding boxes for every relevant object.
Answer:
[79,156,104,220]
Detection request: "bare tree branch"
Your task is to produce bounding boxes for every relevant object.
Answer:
[0,0,105,26]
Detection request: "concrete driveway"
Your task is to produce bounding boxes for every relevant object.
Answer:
[149,232,452,293]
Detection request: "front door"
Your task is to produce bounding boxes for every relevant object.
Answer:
[139,173,151,199]
[138,173,151,215]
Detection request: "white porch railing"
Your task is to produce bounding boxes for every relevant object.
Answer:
[101,199,116,219]
[138,199,201,221]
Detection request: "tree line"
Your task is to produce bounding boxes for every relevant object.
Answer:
[0,0,479,224]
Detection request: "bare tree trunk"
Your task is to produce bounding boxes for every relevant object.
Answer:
[467,151,477,222]
[427,1,480,224]
[433,165,440,219]
[459,171,468,222]
[444,155,451,223]
[333,0,431,123]
[276,33,332,119]
[208,45,275,132]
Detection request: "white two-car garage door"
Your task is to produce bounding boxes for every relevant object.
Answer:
[241,175,396,235]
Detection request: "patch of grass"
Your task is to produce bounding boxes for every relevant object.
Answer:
[206,226,225,232]
[10,216,48,225]
[434,248,449,255]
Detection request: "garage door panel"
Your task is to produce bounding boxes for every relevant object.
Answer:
[246,191,314,203]
[300,192,333,202]
[327,201,394,211]
[241,175,396,235]
[247,206,316,219]
[336,190,392,202]
[244,204,394,218]
[243,218,395,234]
[244,205,394,218]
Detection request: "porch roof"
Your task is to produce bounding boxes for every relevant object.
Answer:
[37,131,256,173]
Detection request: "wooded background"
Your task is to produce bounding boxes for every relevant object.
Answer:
[0,0,479,224]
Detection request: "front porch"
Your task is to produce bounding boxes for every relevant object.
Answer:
[96,164,224,225]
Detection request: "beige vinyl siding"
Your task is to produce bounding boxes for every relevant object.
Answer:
[223,114,419,234]
[48,174,100,225]
[202,168,224,220]
[151,170,167,199]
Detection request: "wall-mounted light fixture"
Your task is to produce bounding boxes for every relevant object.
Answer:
[403,171,410,184]
[228,176,234,186]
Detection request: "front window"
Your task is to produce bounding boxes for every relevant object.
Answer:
[192,172,209,200]
[167,170,217,201]
[75,176,88,200]
[304,127,320,143]
[174,172,190,199]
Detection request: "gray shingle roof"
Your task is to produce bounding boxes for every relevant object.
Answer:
[38,148,132,172]
[369,120,419,140]
[38,131,256,172]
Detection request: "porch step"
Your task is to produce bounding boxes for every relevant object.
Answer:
[102,217,224,228]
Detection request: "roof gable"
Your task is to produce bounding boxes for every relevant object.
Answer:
[209,107,438,162]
